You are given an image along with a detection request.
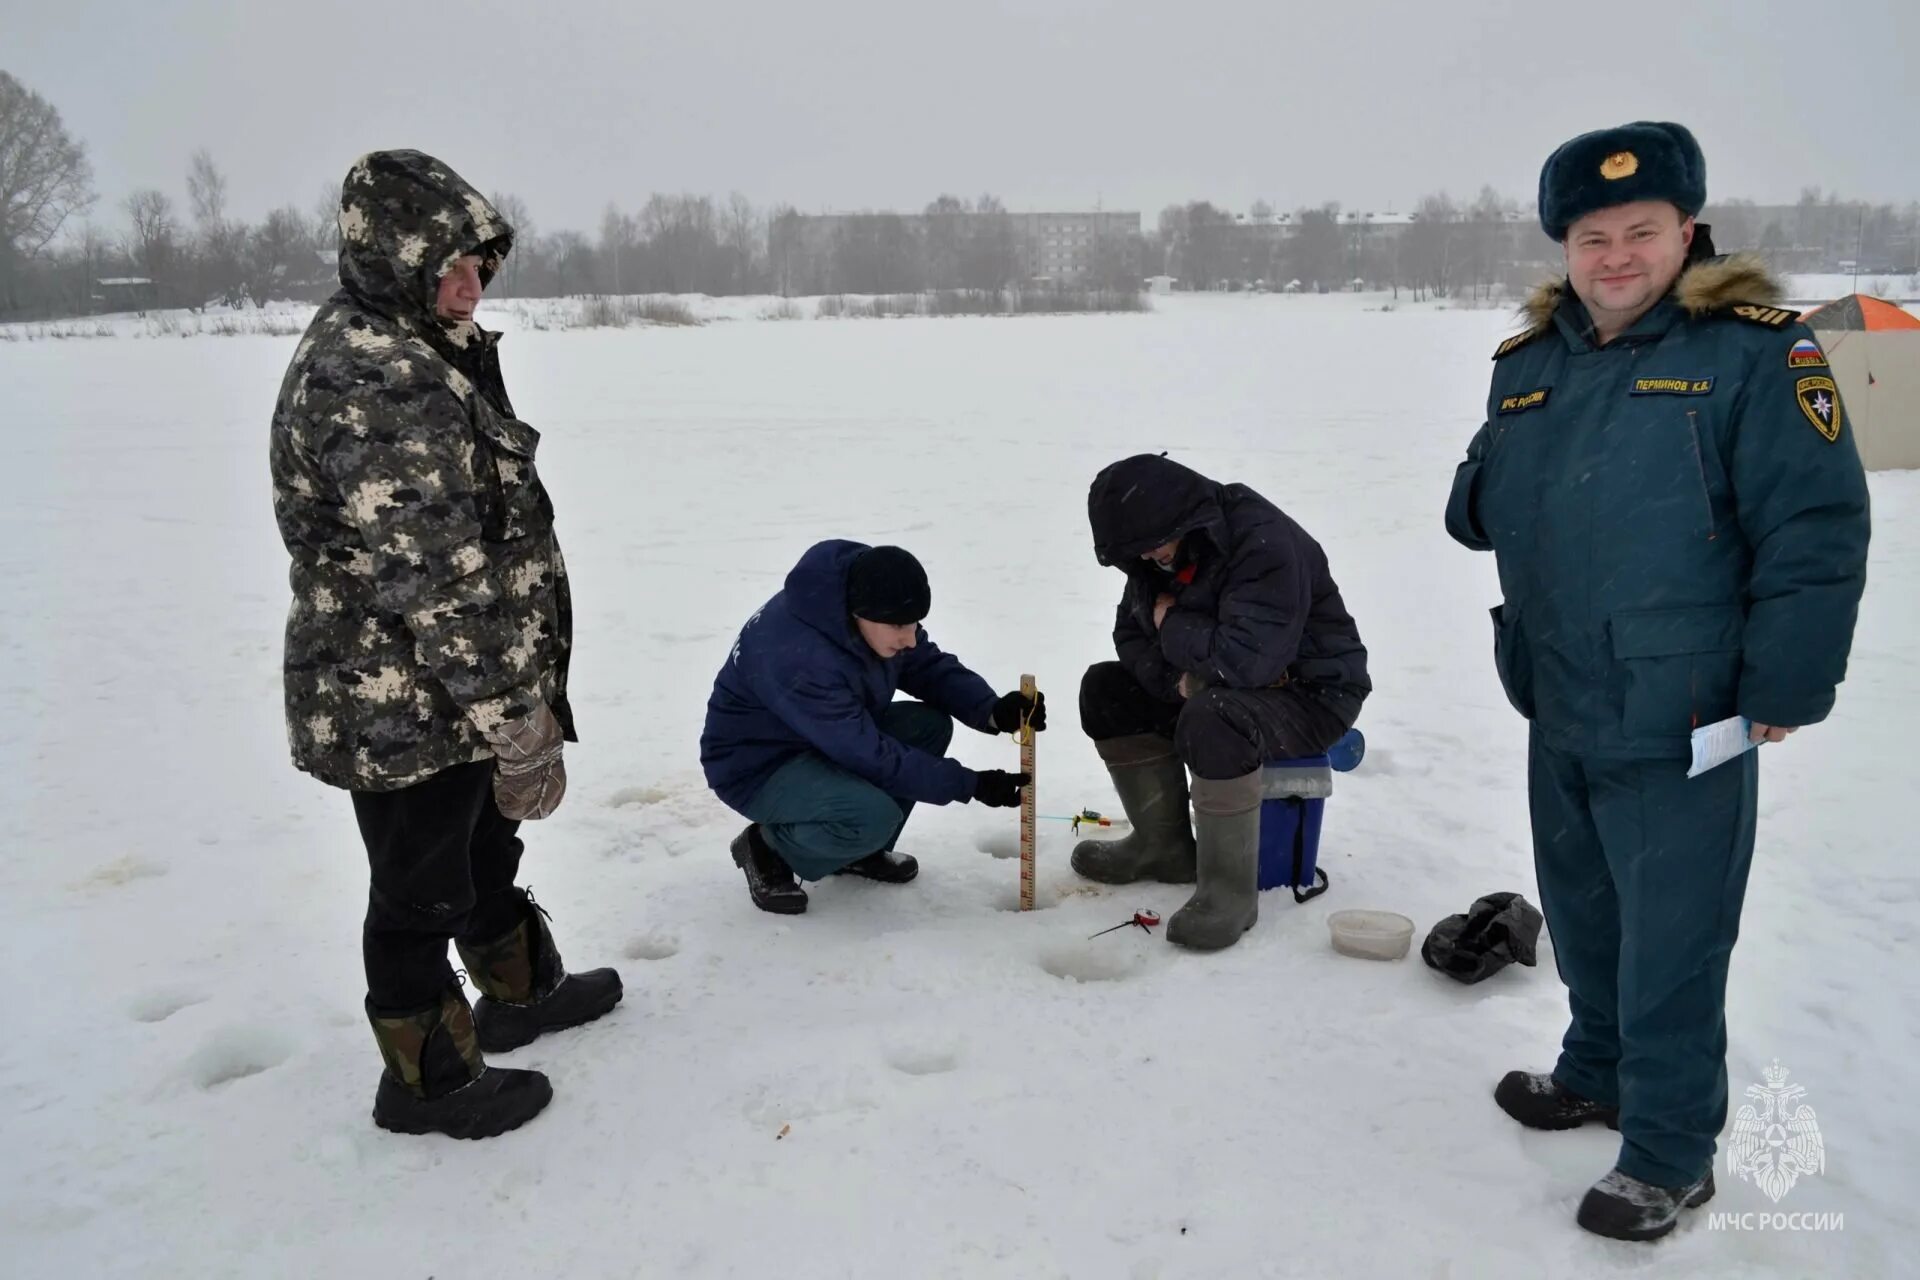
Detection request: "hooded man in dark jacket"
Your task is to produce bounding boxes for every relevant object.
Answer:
[1075,454,1369,951]
[701,541,1041,914]
[1447,122,1869,1242]
[271,151,620,1140]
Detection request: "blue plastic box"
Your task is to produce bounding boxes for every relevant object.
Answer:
[1258,754,1331,900]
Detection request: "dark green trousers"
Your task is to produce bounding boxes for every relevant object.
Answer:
[1528,730,1758,1188]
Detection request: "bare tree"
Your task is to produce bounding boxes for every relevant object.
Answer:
[960,200,1016,292]
[1087,231,1147,292]
[242,206,315,305]
[311,182,341,252]
[183,149,244,306]
[1165,201,1230,290]
[923,194,968,290]
[1461,185,1516,300]
[545,229,592,296]
[490,191,533,295]
[598,203,637,294]
[1401,193,1460,300]
[831,214,922,294]
[185,148,227,228]
[767,204,802,295]
[1287,204,1345,292]
[723,192,763,293]
[123,189,179,300]
[0,70,96,313]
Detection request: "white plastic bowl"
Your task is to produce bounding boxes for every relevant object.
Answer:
[1328,909,1415,961]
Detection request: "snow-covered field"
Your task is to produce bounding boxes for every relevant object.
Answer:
[3,292,1913,1278]
[3,273,1912,344]
[1784,273,1920,304]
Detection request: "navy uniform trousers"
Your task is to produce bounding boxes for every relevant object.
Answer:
[1530,731,1758,1189]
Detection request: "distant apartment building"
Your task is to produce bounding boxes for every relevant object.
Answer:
[770,208,1141,292]
[1010,211,1142,281]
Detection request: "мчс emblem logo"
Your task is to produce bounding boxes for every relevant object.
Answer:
[1727,1060,1826,1204]
[1795,376,1843,442]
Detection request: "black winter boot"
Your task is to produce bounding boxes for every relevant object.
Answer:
[367,981,552,1139]
[1494,1070,1620,1131]
[732,824,809,914]
[1577,1168,1715,1242]
[457,890,623,1054]
[834,850,919,883]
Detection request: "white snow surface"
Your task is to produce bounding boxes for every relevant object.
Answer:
[3,292,1913,1278]
[1785,273,1920,305]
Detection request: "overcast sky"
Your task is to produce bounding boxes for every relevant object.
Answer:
[8,0,1917,234]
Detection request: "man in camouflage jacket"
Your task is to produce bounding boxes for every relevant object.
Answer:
[271,150,619,1139]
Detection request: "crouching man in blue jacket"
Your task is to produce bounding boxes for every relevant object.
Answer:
[701,541,1042,914]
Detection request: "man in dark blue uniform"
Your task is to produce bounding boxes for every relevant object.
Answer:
[1446,122,1869,1241]
[701,542,1038,915]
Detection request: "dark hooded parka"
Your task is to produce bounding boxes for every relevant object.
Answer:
[1083,454,1369,775]
[271,151,574,791]
[1093,454,1368,697]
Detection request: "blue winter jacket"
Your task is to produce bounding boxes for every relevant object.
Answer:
[1446,254,1870,759]
[700,540,1002,811]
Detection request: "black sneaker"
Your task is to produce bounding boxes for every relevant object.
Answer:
[1494,1070,1620,1130]
[731,824,808,915]
[833,850,919,883]
[1577,1168,1715,1242]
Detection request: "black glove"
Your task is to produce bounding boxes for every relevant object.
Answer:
[971,769,1030,808]
[990,689,1047,734]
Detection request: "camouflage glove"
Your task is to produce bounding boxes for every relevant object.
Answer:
[485,703,567,821]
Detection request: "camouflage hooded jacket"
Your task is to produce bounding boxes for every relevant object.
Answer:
[270,150,574,792]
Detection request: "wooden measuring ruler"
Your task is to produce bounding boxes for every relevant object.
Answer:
[1019,673,1037,911]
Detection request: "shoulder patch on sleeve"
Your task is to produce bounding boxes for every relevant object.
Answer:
[1719,303,1800,330]
[1492,327,1549,361]
[1787,337,1828,369]
[1795,375,1843,442]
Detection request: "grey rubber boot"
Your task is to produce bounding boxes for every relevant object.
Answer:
[1166,770,1261,951]
[1070,735,1196,885]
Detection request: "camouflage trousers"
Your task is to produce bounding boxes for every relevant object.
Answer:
[352,759,528,1012]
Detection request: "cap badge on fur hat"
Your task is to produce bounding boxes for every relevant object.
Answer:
[1600,151,1639,180]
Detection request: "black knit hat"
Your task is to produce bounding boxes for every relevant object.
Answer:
[1538,121,1706,241]
[847,545,931,625]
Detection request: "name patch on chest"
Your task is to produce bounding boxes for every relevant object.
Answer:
[1630,377,1716,396]
[1498,388,1551,414]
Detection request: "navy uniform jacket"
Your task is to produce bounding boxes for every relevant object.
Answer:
[1446,255,1870,759]
[700,540,1000,810]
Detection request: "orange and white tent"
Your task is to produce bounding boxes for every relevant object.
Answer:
[1801,294,1920,472]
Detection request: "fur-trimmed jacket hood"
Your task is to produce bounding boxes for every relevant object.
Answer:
[1517,253,1785,333]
